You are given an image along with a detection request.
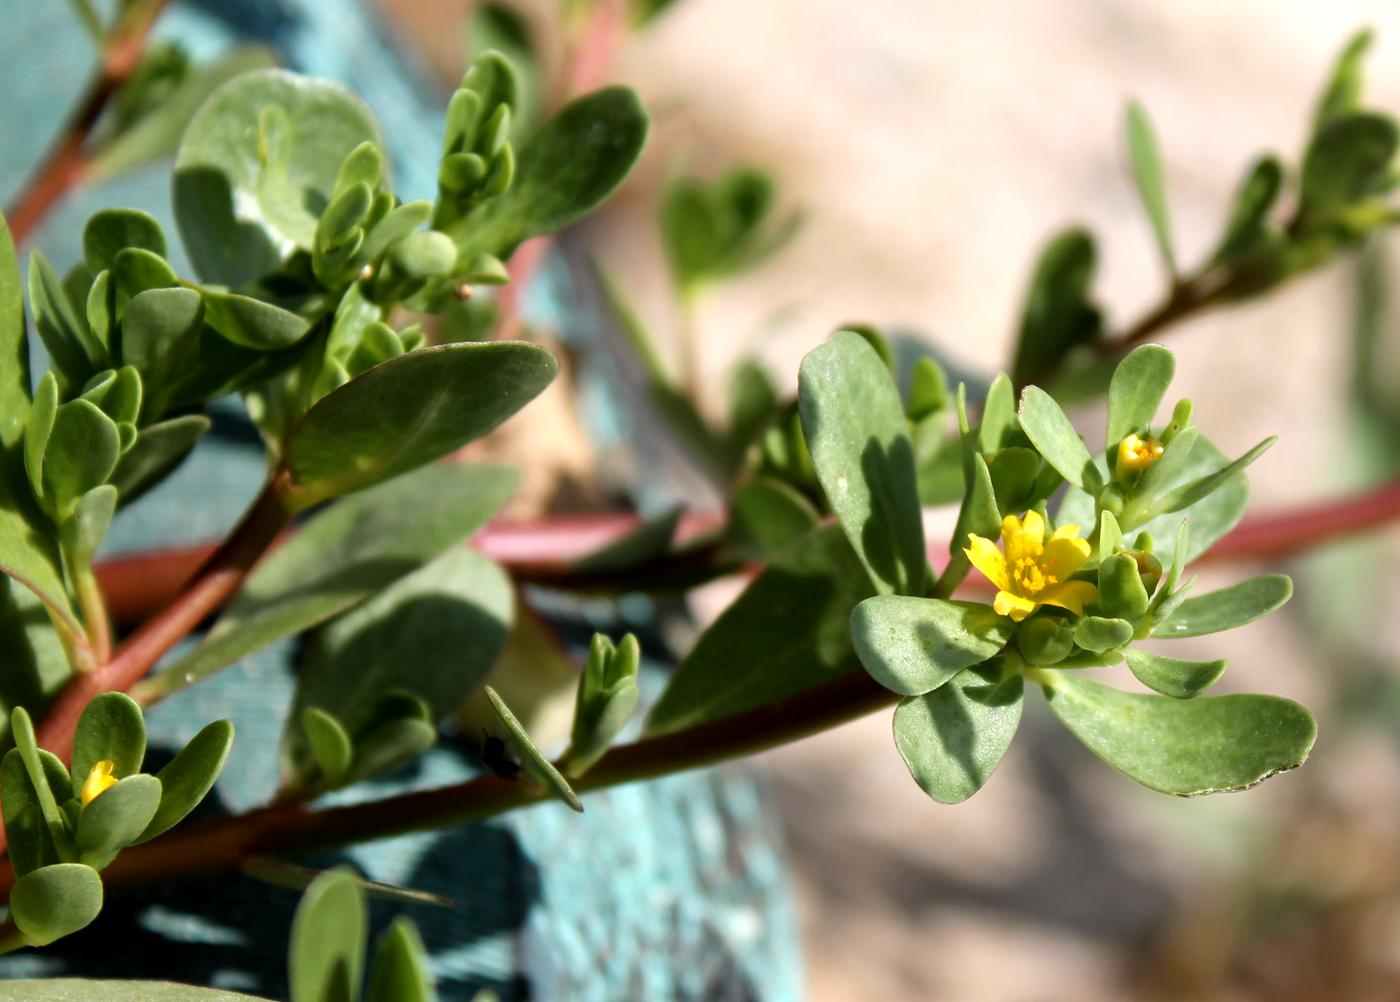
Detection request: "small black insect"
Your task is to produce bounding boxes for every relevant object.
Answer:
[481,734,521,779]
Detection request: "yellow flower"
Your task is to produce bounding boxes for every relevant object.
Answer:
[1117,432,1164,471]
[80,760,118,807]
[965,511,1098,622]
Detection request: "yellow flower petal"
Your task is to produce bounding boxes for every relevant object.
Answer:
[80,760,117,807]
[994,590,1038,621]
[1039,580,1098,616]
[965,534,1011,591]
[1041,536,1092,580]
[1017,509,1046,542]
[1051,524,1081,540]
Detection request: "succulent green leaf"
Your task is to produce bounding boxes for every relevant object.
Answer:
[1124,101,1175,273]
[367,918,435,1002]
[60,486,117,565]
[111,414,211,505]
[300,707,354,784]
[1015,616,1076,666]
[1096,510,1123,562]
[484,686,582,812]
[566,634,641,776]
[319,181,373,247]
[2,749,62,877]
[289,869,367,1002]
[147,464,516,700]
[1210,156,1284,265]
[985,446,1041,515]
[851,596,1014,696]
[23,372,59,501]
[285,342,556,505]
[976,374,1018,456]
[285,547,511,776]
[648,526,875,734]
[1105,344,1174,451]
[175,69,385,286]
[892,659,1023,804]
[1040,674,1315,795]
[1017,385,1101,493]
[1300,112,1398,218]
[0,213,29,449]
[732,478,820,557]
[728,358,779,450]
[1096,553,1150,620]
[1153,574,1291,638]
[388,231,457,279]
[9,709,68,857]
[345,716,437,785]
[10,863,104,947]
[111,248,178,315]
[360,200,434,264]
[197,287,312,350]
[1123,648,1226,699]
[799,331,925,596]
[446,86,648,262]
[119,287,205,417]
[1316,28,1374,125]
[1010,228,1102,388]
[1072,615,1134,653]
[29,251,103,392]
[134,719,235,843]
[75,773,161,868]
[72,691,147,787]
[1139,437,1274,520]
[41,401,120,520]
[82,208,167,274]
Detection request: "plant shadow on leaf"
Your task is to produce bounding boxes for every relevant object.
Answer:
[18,741,541,1000]
[171,168,282,289]
[0,578,69,728]
[858,435,922,595]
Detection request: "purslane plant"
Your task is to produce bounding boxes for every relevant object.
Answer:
[0,10,1393,996]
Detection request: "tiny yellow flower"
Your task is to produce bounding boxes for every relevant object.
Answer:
[80,760,118,807]
[1117,432,1164,472]
[965,510,1099,622]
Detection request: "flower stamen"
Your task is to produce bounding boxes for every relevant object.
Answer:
[964,511,1098,622]
[1118,432,1164,472]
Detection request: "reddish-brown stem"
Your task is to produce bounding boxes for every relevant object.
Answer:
[35,479,292,765]
[1195,477,1400,563]
[4,0,169,244]
[28,475,1395,897]
[4,670,892,896]
[89,478,1400,627]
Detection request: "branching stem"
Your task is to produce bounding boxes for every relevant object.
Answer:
[4,0,170,244]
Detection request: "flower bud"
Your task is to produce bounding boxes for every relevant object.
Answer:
[1097,553,1151,620]
[566,633,641,777]
[1117,433,1164,473]
[1016,616,1076,666]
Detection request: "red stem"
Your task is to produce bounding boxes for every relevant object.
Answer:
[89,478,1400,628]
[12,670,892,896]
[36,481,291,764]
[4,1,168,245]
